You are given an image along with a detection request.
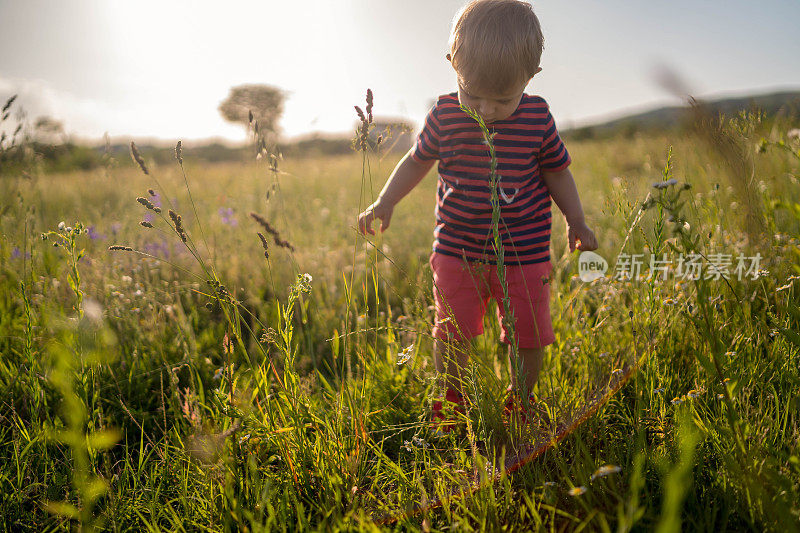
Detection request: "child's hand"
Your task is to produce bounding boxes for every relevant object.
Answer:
[357,199,394,235]
[568,221,598,253]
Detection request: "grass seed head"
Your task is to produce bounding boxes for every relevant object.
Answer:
[175,140,183,164]
[250,212,295,252]
[2,94,17,114]
[137,196,156,210]
[366,88,373,124]
[130,141,149,175]
[108,245,133,251]
[257,232,269,258]
[354,105,366,124]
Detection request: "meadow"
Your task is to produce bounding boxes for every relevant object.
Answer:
[1,101,799,531]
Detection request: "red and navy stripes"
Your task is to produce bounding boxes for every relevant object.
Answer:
[412,93,570,265]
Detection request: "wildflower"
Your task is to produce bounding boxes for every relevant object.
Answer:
[611,368,623,377]
[724,351,736,358]
[295,273,313,293]
[411,435,428,448]
[590,464,622,481]
[788,129,800,141]
[717,393,724,399]
[543,481,556,487]
[663,298,677,306]
[218,207,238,227]
[58,221,66,230]
[671,396,684,405]
[654,387,665,394]
[652,178,678,190]
[397,345,413,365]
[568,486,587,496]
[687,389,702,399]
[86,225,105,240]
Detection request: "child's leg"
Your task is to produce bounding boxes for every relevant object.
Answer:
[508,346,545,397]
[491,260,554,398]
[430,251,488,395]
[434,337,470,394]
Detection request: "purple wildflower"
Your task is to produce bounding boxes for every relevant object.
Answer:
[144,240,171,258]
[218,207,238,227]
[87,225,106,241]
[11,247,22,259]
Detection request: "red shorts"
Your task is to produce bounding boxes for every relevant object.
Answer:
[430,252,555,349]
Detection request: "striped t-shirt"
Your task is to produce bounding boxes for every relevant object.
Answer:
[411,92,570,265]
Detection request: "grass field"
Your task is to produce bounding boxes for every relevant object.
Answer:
[1,107,799,531]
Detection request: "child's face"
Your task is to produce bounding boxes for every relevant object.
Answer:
[456,78,530,123]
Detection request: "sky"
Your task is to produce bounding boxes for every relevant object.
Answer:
[1,0,798,144]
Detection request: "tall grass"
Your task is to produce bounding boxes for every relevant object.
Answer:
[0,95,798,531]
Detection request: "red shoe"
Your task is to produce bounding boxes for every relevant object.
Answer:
[430,388,466,435]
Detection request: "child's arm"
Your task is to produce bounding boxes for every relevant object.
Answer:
[357,148,435,235]
[541,167,598,252]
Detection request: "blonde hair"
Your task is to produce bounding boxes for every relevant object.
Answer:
[449,0,544,94]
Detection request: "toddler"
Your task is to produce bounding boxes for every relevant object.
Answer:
[357,0,598,433]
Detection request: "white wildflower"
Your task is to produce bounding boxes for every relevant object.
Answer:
[590,464,622,481]
[568,486,587,496]
[397,345,413,365]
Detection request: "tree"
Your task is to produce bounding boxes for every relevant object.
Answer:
[218,84,285,143]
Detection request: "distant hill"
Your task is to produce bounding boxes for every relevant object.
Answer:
[564,90,800,140]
